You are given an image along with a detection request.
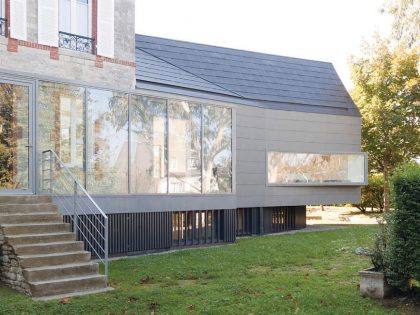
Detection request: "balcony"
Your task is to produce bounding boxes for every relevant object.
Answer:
[0,18,7,37]
[58,31,94,54]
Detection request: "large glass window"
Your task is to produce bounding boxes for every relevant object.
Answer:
[168,100,202,194]
[38,82,85,183]
[130,95,167,193]
[203,106,232,193]
[86,89,128,194]
[37,80,233,195]
[267,152,367,185]
[0,83,30,190]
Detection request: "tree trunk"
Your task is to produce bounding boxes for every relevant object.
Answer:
[383,168,390,212]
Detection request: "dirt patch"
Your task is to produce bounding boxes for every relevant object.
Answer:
[380,288,420,315]
[307,206,381,225]
[249,265,273,274]
[177,279,198,287]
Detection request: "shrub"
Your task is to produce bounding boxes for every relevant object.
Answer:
[371,217,389,271]
[355,173,384,213]
[385,162,420,291]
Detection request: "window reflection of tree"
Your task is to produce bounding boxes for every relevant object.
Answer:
[168,101,202,193]
[87,90,128,194]
[130,95,167,193]
[203,106,232,193]
[269,153,357,183]
[0,84,29,189]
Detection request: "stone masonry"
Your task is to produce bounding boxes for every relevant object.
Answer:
[0,227,30,295]
[0,0,136,90]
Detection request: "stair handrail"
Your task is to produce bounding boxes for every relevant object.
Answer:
[41,149,109,277]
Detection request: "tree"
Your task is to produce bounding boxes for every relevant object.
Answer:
[350,37,420,212]
[383,0,420,47]
[355,173,385,213]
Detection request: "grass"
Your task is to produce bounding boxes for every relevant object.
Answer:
[0,226,417,314]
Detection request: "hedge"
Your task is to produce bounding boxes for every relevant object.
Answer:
[385,162,420,290]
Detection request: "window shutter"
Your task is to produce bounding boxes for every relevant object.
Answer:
[97,0,114,58]
[10,0,27,40]
[38,0,59,47]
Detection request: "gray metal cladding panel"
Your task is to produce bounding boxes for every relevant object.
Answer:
[135,34,358,113]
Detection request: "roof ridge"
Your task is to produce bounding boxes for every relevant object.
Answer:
[137,47,244,98]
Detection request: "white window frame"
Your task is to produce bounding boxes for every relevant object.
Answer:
[59,0,92,37]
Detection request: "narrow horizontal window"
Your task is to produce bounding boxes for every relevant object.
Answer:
[267,152,367,186]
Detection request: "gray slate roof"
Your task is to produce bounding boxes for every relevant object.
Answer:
[136,34,360,116]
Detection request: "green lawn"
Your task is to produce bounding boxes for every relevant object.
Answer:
[0,226,415,314]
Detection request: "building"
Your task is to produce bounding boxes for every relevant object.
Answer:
[0,0,366,298]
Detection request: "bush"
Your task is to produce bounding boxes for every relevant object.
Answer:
[371,217,389,271]
[355,173,384,212]
[385,162,420,291]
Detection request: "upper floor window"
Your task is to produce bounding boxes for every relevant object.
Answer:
[0,0,6,37]
[59,0,91,37]
[59,0,93,53]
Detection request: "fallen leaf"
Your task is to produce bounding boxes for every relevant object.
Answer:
[59,298,71,305]
[140,276,153,284]
[127,296,139,303]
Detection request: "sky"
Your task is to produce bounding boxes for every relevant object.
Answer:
[135,0,393,90]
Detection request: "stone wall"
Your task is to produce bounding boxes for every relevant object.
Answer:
[0,228,30,295]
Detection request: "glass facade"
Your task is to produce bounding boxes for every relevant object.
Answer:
[86,89,128,194]
[38,82,85,183]
[168,100,202,194]
[0,83,30,190]
[267,152,366,185]
[37,80,233,195]
[203,105,232,193]
[130,95,167,193]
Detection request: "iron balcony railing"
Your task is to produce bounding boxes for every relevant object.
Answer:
[58,31,94,54]
[0,18,7,37]
[41,150,109,277]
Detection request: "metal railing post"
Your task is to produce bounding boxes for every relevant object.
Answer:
[73,181,78,236]
[49,151,53,194]
[104,217,109,276]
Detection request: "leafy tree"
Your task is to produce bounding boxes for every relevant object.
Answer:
[383,0,420,47]
[355,173,384,213]
[350,37,420,211]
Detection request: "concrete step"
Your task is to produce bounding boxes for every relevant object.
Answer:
[1,222,70,235]
[0,213,63,224]
[0,196,52,205]
[19,251,91,268]
[14,241,84,255]
[33,287,113,301]
[29,274,107,298]
[0,203,59,214]
[6,232,76,246]
[23,262,99,282]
